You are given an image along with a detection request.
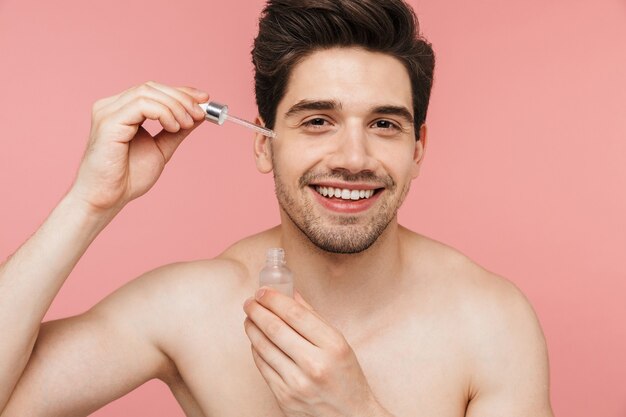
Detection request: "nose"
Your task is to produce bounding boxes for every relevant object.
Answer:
[326,122,377,174]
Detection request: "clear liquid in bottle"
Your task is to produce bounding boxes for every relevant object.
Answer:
[259,248,293,297]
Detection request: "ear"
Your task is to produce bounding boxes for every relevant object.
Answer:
[411,124,428,179]
[253,116,273,174]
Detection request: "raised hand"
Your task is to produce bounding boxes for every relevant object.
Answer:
[70,81,208,214]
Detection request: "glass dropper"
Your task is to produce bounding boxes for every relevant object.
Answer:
[199,102,276,138]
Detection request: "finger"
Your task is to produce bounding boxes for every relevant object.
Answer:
[153,119,203,163]
[294,289,315,312]
[143,81,208,122]
[108,84,196,129]
[253,288,336,349]
[244,317,299,384]
[93,84,208,118]
[250,346,286,394]
[111,97,181,135]
[244,298,325,373]
[176,86,210,104]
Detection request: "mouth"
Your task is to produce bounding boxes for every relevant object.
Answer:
[312,185,380,201]
[307,183,384,214]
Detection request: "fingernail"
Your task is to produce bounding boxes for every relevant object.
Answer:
[243,297,253,307]
[255,288,266,300]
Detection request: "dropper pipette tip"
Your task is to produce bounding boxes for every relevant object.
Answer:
[225,113,277,138]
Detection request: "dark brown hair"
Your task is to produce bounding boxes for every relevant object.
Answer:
[252,0,435,140]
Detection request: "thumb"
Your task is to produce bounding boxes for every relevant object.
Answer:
[294,289,315,311]
[154,119,203,163]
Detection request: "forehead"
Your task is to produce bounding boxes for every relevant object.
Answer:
[278,47,413,116]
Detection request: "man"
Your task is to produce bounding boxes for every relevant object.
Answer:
[0,0,554,416]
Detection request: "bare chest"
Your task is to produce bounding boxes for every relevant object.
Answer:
[168,309,470,417]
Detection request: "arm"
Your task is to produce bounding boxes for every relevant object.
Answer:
[0,194,115,411]
[464,279,554,417]
[0,81,209,413]
[1,264,182,417]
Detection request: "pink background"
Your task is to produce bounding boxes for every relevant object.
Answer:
[1,0,625,415]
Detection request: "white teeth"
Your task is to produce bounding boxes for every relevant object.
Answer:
[314,186,377,201]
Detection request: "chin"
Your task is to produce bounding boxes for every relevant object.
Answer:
[299,220,391,254]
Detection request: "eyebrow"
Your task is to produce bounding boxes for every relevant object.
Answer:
[284,99,341,118]
[283,100,414,125]
[371,105,414,125]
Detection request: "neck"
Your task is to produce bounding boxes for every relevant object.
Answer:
[278,216,406,329]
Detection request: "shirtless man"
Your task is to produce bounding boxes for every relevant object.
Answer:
[0,0,554,416]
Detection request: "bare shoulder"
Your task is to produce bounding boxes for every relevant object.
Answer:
[408,230,547,353]
[91,227,279,322]
[90,257,250,323]
[87,230,278,377]
[404,229,552,415]
[403,229,542,329]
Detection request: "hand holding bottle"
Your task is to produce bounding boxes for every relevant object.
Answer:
[243,286,386,417]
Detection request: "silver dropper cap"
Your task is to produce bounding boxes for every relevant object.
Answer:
[200,102,228,125]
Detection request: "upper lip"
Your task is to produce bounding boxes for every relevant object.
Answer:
[309,181,384,191]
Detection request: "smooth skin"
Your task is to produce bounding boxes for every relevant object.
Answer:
[0,49,554,417]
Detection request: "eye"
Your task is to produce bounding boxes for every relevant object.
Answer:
[302,117,329,128]
[372,119,401,130]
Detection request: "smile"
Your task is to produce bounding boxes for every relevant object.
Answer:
[313,186,377,201]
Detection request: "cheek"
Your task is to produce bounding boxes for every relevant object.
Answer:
[377,143,417,177]
[273,138,330,175]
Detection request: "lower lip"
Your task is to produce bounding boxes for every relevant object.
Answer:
[309,187,382,214]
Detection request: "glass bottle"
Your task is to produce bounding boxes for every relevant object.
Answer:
[259,248,293,297]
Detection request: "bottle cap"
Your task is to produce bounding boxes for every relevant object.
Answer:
[199,102,228,125]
